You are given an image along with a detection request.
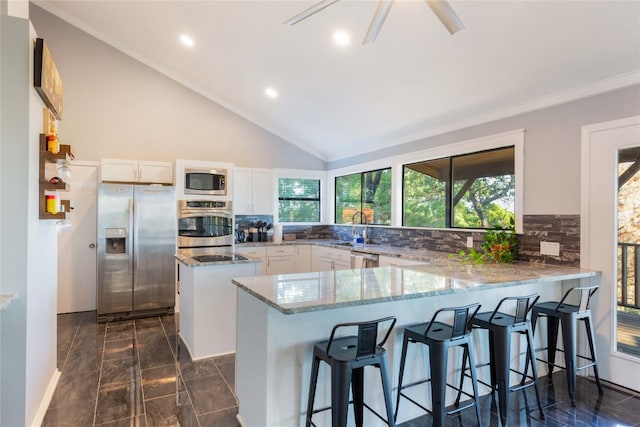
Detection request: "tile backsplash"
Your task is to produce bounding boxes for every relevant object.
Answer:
[281,214,580,267]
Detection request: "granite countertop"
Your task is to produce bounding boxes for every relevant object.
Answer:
[175,253,262,267]
[232,262,601,315]
[236,239,451,263]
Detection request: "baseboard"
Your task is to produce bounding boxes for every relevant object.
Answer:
[30,368,61,427]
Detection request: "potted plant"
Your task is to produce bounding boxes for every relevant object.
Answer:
[451,216,517,264]
[482,216,517,263]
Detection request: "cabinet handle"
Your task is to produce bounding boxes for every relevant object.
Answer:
[89,243,96,248]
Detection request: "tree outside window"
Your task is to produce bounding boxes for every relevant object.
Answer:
[335,168,391,225]
[278,178,320,223]
[403,147,515,229]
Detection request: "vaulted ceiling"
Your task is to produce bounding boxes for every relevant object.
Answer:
[34,1,640,162]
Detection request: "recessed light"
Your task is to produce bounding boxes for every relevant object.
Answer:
[180,34,194,47]
[265,87,279,99]
[332,30,351,47]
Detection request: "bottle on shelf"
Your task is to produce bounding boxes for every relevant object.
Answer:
[45,191,59,214]
[46,123,59,154]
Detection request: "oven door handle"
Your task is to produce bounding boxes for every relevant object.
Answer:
[178,210,233,219]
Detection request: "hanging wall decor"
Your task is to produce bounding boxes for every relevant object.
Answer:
[34,38,63,120]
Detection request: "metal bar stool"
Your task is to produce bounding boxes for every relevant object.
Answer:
[466,294,545,426]
[306,316,397,427]
[394,303,482,427]
[526,285,603,406]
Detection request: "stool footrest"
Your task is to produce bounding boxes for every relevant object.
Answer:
[310,400,392,426]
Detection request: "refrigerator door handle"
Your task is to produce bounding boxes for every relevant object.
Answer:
[129,198,135,274]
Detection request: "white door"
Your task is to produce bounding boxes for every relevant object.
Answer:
[581,116,640,391]
[58,162,98,313]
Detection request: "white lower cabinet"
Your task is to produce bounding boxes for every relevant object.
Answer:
[312,246,351,271]
[294,245,312,273]
[266,246,296,275]
[235,246,267,275]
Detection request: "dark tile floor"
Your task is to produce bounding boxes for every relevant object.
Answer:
[43,311,238,427]
[43,311,640,426]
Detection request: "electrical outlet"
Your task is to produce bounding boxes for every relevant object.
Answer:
[540,241,560,256]
[466,236,473,248]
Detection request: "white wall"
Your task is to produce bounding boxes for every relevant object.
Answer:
[329,85,640,215]
[29,4,326,171]
[0,13,59,427]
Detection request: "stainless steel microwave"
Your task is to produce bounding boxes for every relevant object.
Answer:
[184,168,227,196]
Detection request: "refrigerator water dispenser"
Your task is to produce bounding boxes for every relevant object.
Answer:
[105,228,126,254]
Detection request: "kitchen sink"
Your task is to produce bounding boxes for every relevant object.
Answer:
[332,241,353,247]
[192,254,247,263]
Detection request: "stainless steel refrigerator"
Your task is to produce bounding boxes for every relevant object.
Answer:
[97,184,176,321]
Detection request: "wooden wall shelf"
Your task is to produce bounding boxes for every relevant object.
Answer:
[39,133,71,220]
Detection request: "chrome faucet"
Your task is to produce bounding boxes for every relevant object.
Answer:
[351,210,368,243]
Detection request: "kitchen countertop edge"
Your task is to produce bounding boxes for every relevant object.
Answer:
[232,263,601,315]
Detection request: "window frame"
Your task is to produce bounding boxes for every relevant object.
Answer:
[402,146,516,229]
[274,169,326,225]
[328,129,524,232]
[334,167,392,226]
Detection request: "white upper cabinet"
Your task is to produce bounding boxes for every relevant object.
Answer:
[234,168,273,214]
[101,159,173,184]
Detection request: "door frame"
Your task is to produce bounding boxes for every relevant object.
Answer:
[581,115,640,391]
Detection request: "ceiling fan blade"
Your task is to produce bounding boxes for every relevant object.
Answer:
[425,0,465,35]
[283,0,341,25]
[363,0,395,44]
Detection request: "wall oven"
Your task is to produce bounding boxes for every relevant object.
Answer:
[177,200,233,254]
[184,167,227,196]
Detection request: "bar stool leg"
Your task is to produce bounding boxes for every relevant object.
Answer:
[352,367,364,427]
[488,330,497,401]
[492,329,511,426]
[525,325,545,419]
[546,316,560,377]
[306,356,321,427]
[466,340,483,427]
[378,356,396,427]
[583,313,604,394]
[429,343,448,427]
[559,313,578,407]
[331,364,352,427]
[394,335,410,422]
[454,345,468,407]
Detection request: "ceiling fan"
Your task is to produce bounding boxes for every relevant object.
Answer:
[284,0,465,44]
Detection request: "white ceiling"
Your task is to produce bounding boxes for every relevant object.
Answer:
[34,0,640,162]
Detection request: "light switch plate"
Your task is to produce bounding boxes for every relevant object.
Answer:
[540,241,560,256]
[466,236,474,248]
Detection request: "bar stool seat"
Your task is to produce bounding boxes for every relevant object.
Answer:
[469,295,545,426]
[306,316,397,427]
[395,303,482,427]
[528,285,603,407]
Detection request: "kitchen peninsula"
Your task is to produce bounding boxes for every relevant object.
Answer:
[232,261,601,427]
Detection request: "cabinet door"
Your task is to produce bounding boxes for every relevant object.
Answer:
[233,168,253,214]
[266,255,295,275]
[252,169,273,214]
[294,245,312,273]
[332,259,352,271]
[329,248,351,267]
[101,159,138,182]
[312,256,333,272]
[235,246,267,275]
[139,161,173,184]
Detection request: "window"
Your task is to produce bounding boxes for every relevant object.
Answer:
[335,168,391,225]
[278,178,321,223]
[403,147,515,229]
